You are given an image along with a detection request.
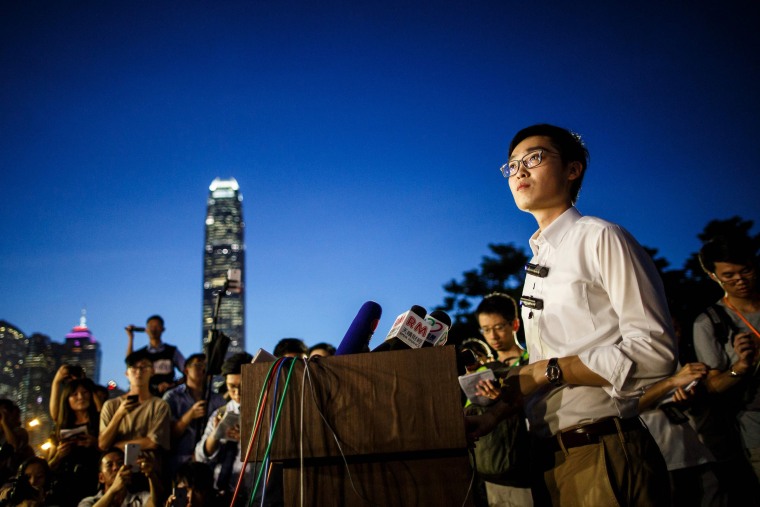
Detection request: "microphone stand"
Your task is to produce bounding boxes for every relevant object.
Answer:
[198,281,231,444]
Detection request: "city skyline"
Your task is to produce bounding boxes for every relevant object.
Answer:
[1,1,758,389]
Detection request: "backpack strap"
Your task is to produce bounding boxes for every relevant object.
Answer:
[704,304,737,345]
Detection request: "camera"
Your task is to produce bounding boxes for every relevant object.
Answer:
[0,475,39,506]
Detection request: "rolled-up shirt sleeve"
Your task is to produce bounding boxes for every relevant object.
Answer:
[195,407,221,462]
[579,224,676,395]
[522,209,677,435]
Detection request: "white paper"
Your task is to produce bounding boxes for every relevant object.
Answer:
[214,411,240,441]
[59,425,87,441]
[458,369,496,406]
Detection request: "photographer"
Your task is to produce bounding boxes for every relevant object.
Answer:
[77,448,160,507]
[0,456,53,506]
[163,462,215,507]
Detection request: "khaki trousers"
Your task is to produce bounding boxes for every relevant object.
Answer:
[530,422,669,507]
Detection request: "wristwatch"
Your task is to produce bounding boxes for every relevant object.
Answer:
[545,357,563,386]
[729,366,744,377]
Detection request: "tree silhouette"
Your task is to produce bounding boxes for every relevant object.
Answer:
[436,243,528,346]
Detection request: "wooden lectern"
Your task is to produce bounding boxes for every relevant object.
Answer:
[241,346,475,506]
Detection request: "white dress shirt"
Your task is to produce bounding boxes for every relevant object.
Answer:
[521,207,676,437]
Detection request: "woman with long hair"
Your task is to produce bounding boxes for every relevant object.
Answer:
[46,378,101,506]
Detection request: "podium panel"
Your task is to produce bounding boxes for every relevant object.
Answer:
[240,346,475,506]
[282,454,473,506]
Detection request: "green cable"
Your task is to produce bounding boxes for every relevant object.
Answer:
[248,357,298,506]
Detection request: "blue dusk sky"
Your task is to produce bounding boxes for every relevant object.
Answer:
[1,1,758,389]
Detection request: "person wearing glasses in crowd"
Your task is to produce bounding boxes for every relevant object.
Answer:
[163,353,224,480]
[195,353,253,506]
[470,293,532,507]
[99,350,171,490]
[466,124,676,506]
[692,234,760,500]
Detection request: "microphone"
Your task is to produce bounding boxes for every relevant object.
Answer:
[422,310,451,347]
[335,301,383,355]
[372,305,428,352]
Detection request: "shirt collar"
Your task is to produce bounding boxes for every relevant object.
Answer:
[529,207,582,255]
[227,399,241,413]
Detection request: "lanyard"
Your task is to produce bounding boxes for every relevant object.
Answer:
[722,297,760,340]
[506,349,529,368]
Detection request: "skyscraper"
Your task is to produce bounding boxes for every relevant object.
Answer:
[62,309,102,384]
[20,332,56,452]
[202,177,245,357]
[0,320,27,401]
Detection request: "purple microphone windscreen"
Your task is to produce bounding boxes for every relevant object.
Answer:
[335,301,383,355]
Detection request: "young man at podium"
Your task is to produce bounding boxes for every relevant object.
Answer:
[467,124,676,506]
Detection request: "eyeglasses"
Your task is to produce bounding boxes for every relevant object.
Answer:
[128,365,153,372]
[479,323,509,335]
[713,267,756,286]
[500,149,560,178]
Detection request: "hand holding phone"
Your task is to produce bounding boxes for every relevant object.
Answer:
[124,443,141,472]
[172,487,188,507]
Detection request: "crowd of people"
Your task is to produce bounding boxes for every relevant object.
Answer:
[1,123,758,507]
[461,124,760,507]
[0,317,334,506]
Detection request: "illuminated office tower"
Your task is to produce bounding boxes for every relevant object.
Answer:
[20,333,56,451]
[0,320,27,401]
[202,177,245,356]
[62,309,102,384]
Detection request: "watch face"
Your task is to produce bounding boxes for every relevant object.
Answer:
[546,358,562,385]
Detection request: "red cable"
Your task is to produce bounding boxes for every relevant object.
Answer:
[229,357,286,507]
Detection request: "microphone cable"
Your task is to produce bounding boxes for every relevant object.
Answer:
[248,357,298,507]
[230,357,284,507]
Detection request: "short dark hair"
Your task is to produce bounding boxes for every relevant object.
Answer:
[125,349,152,367]
[699,235,757,274]
[185,353,206,366]
[99,447,124,467]
[220,352,253,376]
[146,315,164,327]
[475,293,518,322]
[308,342,336,356]
[273,338,308,358]
[509,123,589,204]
